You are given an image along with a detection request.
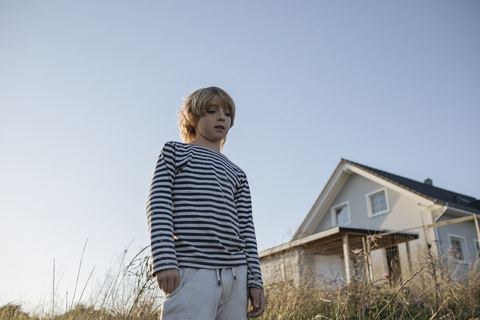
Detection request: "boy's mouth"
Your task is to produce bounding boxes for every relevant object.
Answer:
[215,125,225,130]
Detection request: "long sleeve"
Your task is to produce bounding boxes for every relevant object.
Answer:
[147,142,178,276]
[236,174,264,290]
[147,142,264,283]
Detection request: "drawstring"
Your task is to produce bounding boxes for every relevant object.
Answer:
[216,269,221,285]
[232,267,237,280]
[216,267,237,285]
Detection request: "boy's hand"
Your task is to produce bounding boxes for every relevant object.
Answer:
[155,269,180,295]
[247,287,266,318]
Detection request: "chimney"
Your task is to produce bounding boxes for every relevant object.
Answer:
[424,178,433,186]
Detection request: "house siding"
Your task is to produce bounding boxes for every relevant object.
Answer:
[314,173,434,232]
[312,173,437,273]
[301,248,357,284]
[259,247,303,286]
[435,212,480,264]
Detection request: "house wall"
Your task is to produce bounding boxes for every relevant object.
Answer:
[435,212,479,265]
[397,242,411,281]
[312,173,437,274]
[259,247,303,286]
[370,248,389,281]
[313,174,433,232]
[314,254,346,281]
[302,248,357,285]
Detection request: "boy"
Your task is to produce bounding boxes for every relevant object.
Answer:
[147,87,266,319]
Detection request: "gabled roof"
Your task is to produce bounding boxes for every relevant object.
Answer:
[294,159,480,240]
[344,159,479,212]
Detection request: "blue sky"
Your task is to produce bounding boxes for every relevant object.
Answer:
[1,0,479,312]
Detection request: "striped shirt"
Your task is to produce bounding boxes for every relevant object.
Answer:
[147,141,263,289]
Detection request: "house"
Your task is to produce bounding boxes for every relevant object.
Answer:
[259,159,480,286]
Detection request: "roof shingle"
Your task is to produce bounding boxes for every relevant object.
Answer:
[344,159,479,212]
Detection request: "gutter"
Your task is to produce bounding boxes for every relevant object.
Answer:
[430,201,448,256]
[433,199,480,216]
[432,201,448,222]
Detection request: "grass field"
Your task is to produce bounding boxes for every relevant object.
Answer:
[2,245,480,320]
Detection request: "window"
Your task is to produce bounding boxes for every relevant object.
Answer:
[371,192,387,213]
[366,188,390,217]
[331,202,350,226]
[449,235,468,263]
[475,240,479,258]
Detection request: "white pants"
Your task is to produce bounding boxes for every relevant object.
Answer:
[160,265,248,320]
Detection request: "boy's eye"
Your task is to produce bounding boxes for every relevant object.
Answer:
[206,110,215,114]
[225,113,231,117]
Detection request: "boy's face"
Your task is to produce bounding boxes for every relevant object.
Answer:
[194,94,231,145]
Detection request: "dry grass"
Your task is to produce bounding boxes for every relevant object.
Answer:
[1,245,163,320]
[2,243,480,320]
[258,241,480,320]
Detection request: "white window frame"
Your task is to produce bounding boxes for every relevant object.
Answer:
[331,201,351,226]
[448,234,469,264]
[366,188,390,217]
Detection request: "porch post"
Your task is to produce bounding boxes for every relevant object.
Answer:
[474,214,480,247]
[365,236,373,281]
[342,234,352,283]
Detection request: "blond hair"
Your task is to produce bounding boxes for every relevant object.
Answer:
[178,86,236,150]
